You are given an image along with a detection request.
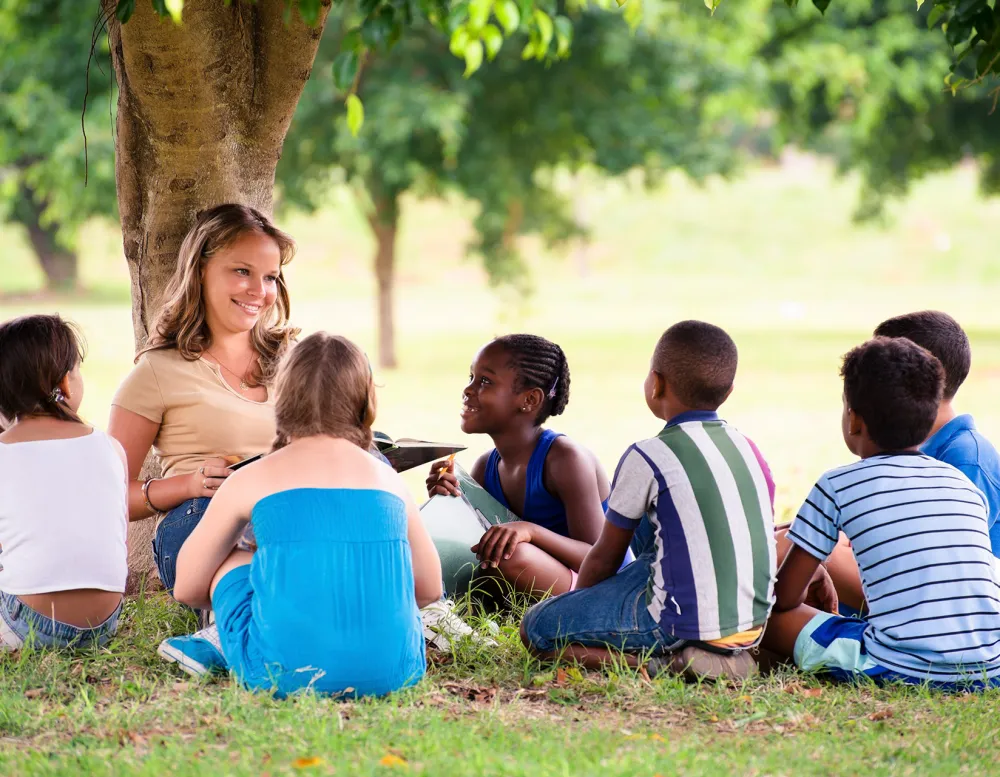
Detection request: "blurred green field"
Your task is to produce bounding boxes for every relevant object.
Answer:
[2,161,999,520]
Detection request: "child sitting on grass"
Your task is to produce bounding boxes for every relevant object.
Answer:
[787,310,1000,617]
[169,333,442,698]
[521,321,777,681]
[427,334,627,602]
[763,336,1000,689]
[0,315,128,651]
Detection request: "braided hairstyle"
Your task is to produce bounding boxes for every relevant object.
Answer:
[492,334,570,426]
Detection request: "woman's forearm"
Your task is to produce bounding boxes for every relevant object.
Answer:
[128,475,191,520]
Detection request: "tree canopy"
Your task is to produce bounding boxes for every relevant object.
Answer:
[0,0,117,288]
[278,1,760,364]
[762,0,1000,218]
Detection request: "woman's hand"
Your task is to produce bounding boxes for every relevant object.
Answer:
[426,458,461,498]
[186,458,234,500]
[472,522,534,568]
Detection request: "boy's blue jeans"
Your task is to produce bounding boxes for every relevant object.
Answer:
[521,549,680,655]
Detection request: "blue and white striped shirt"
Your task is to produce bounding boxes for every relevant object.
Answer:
[789,452,1000,683]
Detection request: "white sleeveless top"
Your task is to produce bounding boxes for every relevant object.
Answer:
[0,429,128,595]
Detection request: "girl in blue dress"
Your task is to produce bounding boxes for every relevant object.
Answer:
[173,333,442,698]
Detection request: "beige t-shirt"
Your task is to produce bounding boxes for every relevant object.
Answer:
[112,348,276,478]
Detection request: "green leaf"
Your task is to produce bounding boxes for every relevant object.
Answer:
[976,43,1000,76]
[521,40,536,59]
[494,0,520,34]
[623,0,642,30]
[346,94,364,137]
[332,51,359,93]
[927,5,947,28]
[468,0,493,31]
[464,39,484,76]
[811,0,830,13]
[361,10,394,50]
[151,0,167,16]
[449,26,471,57]
[705,0,721,14]
[917,0,925,9]
[554,16,572,57]
[533,9,554,50]
[115,0,135,23]
[298,0,322,25]
[164,0,182,22]
[482,24,504,60]
[341,27,363,53]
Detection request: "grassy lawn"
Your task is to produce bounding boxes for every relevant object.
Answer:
[2,163,1000,773]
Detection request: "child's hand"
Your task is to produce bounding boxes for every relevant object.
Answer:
[426,458,461,498]
[472,522,534,568]
[805,565,839,614]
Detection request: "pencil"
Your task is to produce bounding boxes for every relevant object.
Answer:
[436,452,457,481]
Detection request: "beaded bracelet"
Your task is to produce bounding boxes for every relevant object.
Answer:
[142,477,163,514]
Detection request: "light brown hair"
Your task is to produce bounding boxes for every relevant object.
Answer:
[0,314,86,427]
[271,333,376,451]
[141,204,299,386]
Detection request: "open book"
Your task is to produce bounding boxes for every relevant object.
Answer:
[419,463,518,597]
[372,431,466,474]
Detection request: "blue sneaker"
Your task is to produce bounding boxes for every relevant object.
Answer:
[157,625,227,677]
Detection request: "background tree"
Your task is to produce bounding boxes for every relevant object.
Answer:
[0,0,117,291]
[279,0,760,367]
[762,0,1000,219]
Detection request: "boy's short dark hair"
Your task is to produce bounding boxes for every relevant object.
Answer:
[841,336,944,451]
[874,311,970,400]
[653,321,737,410]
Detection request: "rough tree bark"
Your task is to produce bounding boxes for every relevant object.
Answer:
[104,0,331,592]
[365,189,400,369]
[16,187,79,291]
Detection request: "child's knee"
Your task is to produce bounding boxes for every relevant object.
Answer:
[498,542,535,578]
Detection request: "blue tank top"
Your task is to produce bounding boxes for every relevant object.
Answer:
[483,431,633,570]
[243,488,425,699]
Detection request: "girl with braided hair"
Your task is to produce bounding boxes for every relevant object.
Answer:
[427,334,630,600]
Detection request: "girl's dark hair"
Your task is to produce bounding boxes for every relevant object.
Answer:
[0,314,86,428]
[492,334,570,426]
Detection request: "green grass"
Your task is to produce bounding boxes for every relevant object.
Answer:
[2,162,1000,773]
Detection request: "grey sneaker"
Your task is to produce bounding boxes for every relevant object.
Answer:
[648,646,757,682]
[421,599,497,652]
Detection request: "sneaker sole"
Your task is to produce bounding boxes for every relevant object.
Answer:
[157,641,211,678]
[656,646,758,682]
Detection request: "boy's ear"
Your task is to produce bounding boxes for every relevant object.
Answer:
[650,370,667,399]
[848,408,864,437]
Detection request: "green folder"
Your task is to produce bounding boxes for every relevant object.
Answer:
[420,463,518,597]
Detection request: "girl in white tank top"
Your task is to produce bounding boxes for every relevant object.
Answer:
[0,315,128,651]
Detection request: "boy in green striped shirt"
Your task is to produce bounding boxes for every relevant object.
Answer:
[521,321,777,680]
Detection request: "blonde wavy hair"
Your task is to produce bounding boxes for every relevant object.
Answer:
[271,333,377,451]
[140,204,299,386]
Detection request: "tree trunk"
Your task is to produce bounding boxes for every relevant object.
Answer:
[366,191,400,369]
[104,0,330,592]
[15,184,79,292]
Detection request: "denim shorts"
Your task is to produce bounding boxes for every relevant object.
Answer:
[522,551,681,655]
[153,498,211,594]
[0,591,122,651]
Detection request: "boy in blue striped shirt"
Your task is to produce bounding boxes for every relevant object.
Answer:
[763,336,1000,688]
